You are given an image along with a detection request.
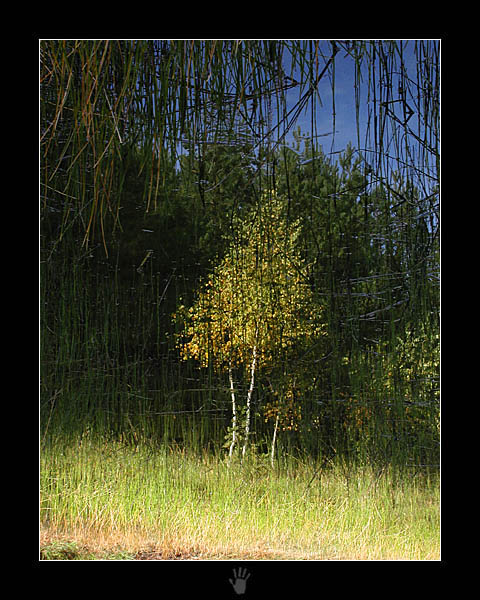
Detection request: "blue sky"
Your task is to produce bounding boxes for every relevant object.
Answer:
[173,40,438,195]
[275,40,439,202]
[281,41,423,151]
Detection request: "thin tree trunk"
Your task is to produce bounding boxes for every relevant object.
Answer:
[271,411,280,468]
[228,362,237,460]
[242,344,257,460]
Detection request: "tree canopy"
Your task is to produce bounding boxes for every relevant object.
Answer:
[176,190,325,370]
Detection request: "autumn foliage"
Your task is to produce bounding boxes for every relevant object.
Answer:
[175,191,326,456]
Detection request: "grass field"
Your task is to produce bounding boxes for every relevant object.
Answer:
[40,435,439,560]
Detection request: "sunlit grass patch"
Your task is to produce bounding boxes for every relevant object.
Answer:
[40,437,439,560]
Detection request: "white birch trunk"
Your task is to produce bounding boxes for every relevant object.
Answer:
[228,363,237,460]
[270,411,280,468]
[242,344,257,460]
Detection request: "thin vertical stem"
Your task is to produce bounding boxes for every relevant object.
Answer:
[242,343,257,460]
[228,362,237,460]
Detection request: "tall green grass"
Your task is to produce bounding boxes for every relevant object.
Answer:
[40,435,439,560]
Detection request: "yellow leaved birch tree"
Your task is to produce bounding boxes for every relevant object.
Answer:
[175,192,326,462]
